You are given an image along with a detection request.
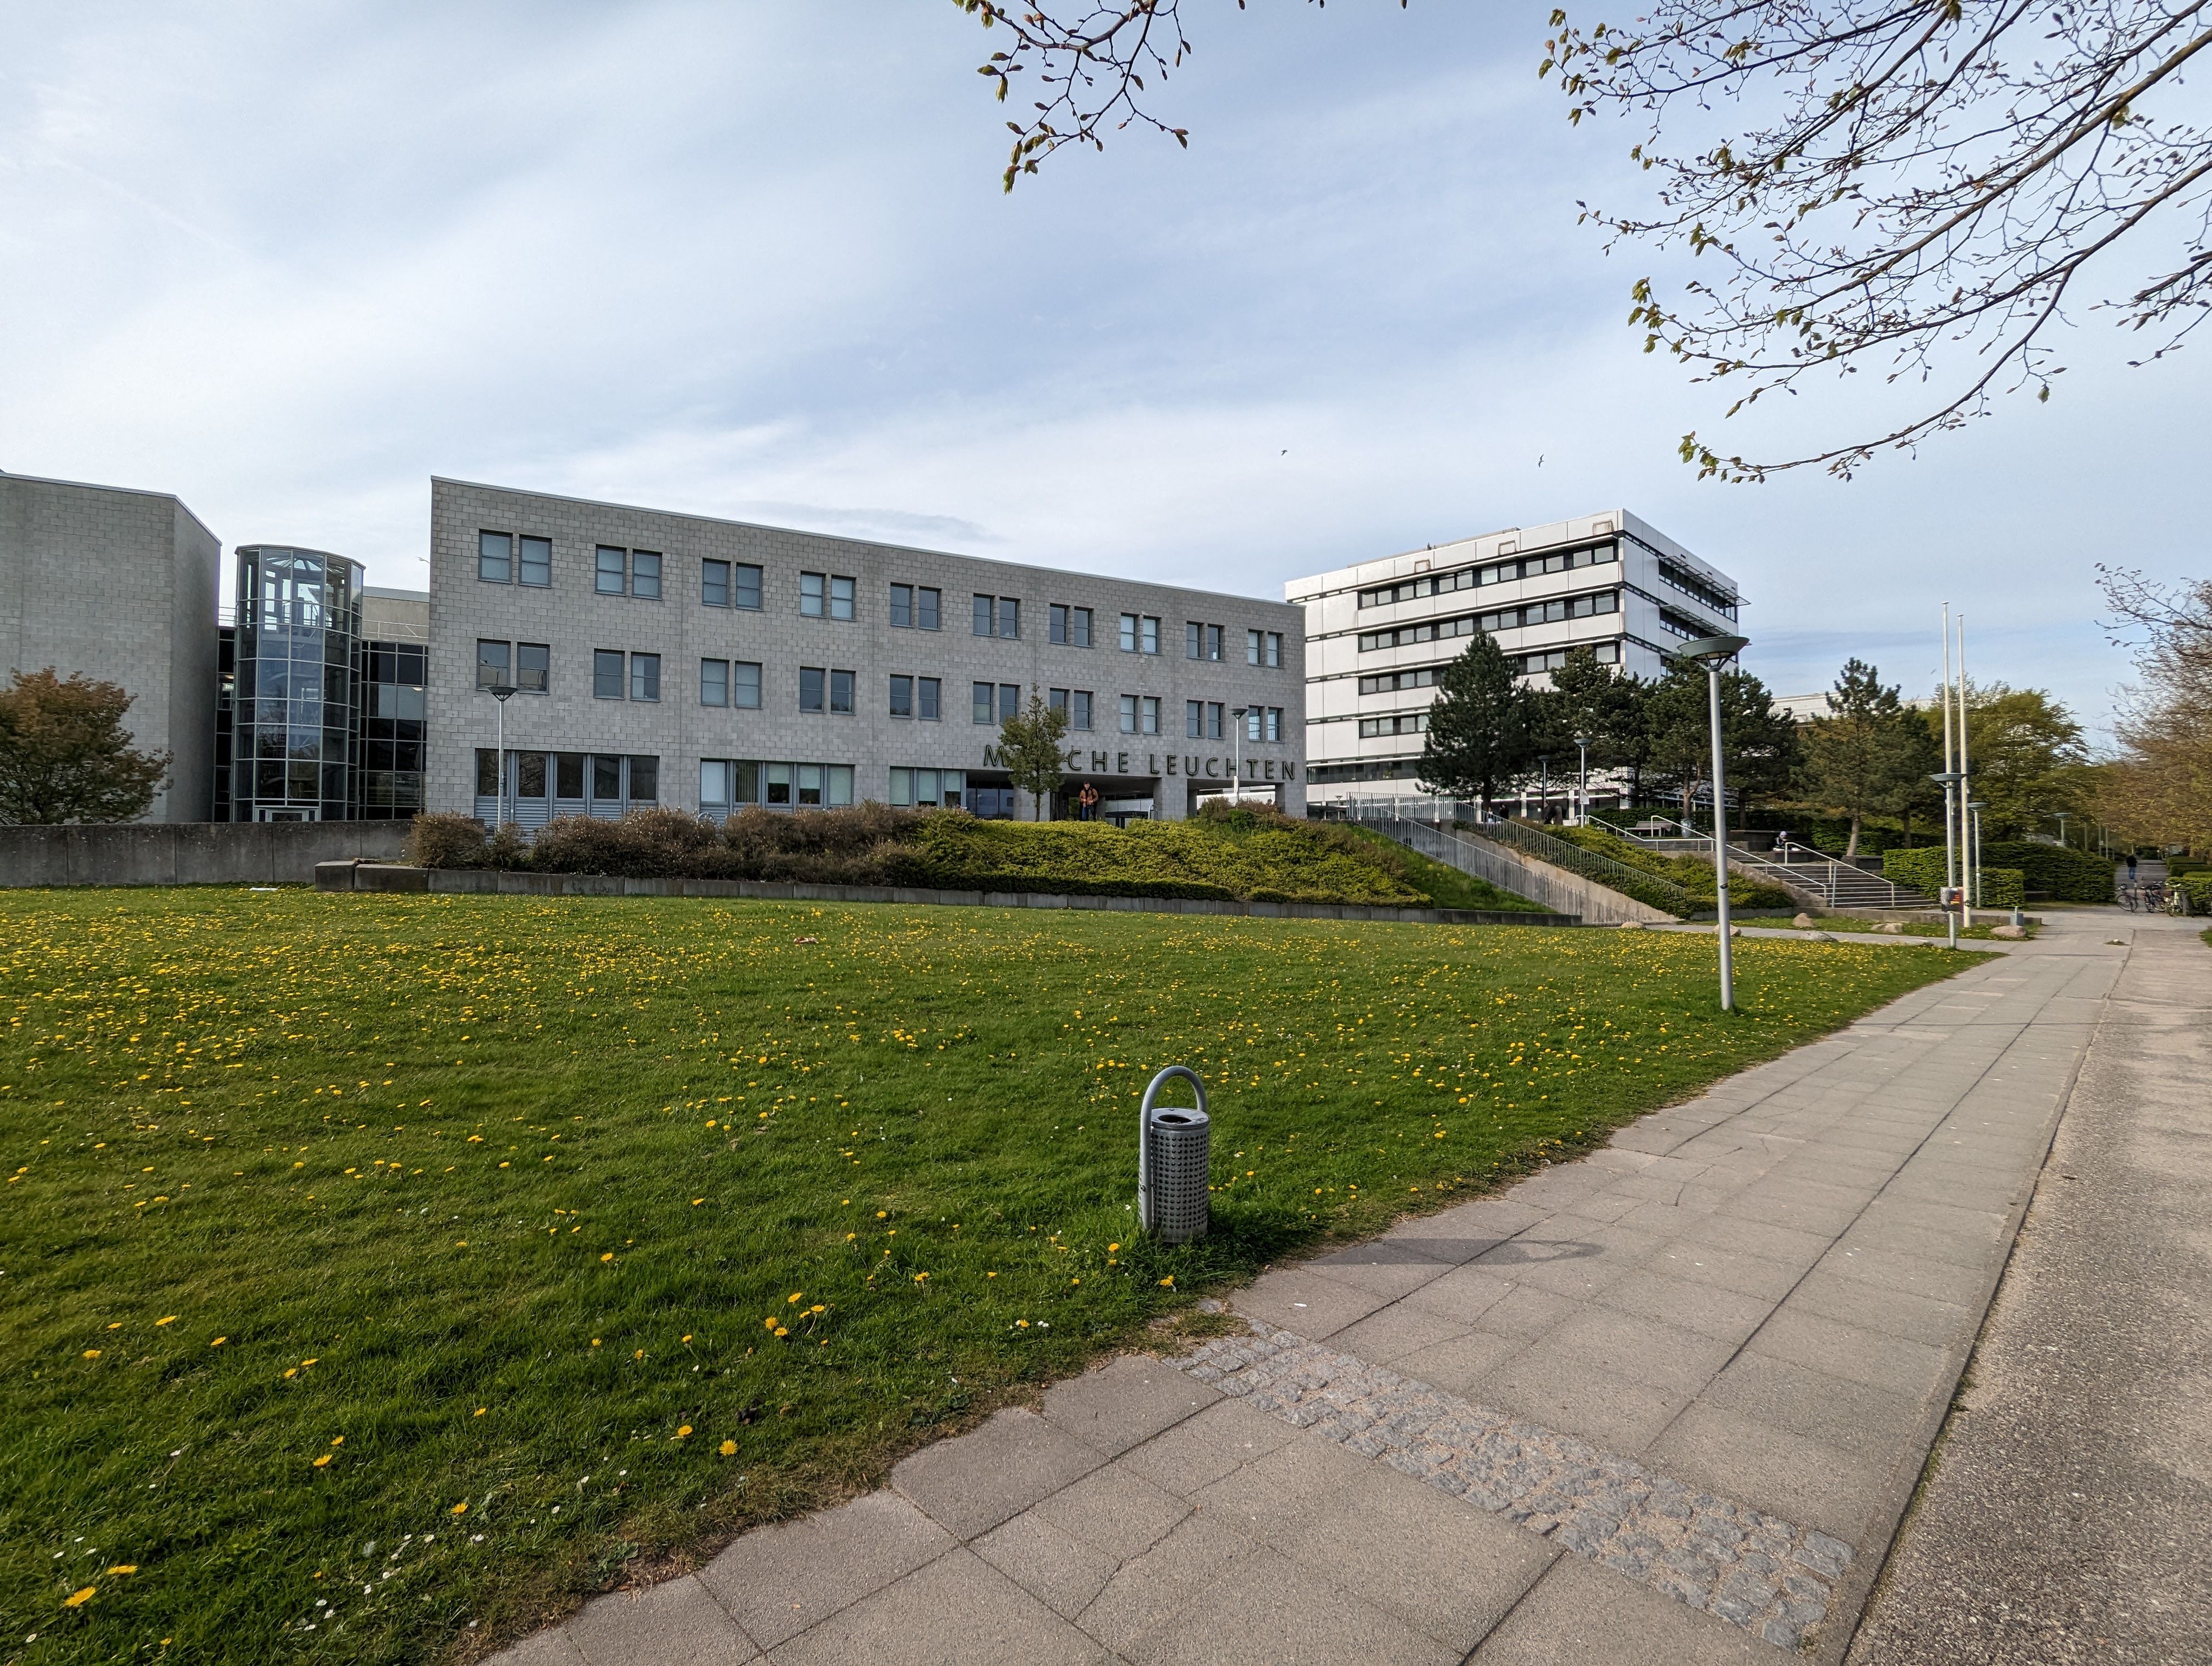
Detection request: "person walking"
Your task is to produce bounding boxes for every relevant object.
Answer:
[2126,852,2139,883]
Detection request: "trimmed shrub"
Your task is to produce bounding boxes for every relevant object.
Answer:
[1983,841,2114,904]
[2179,874,2212,915]
[1881,847,2024,906]
[405,812,489,869]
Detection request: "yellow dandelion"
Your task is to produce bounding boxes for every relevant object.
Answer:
[787,1291,803,1303]
[718,1439,737,1456]
[773,1326,788,1338]
[313,1454,332,1468]
[452,1501,468,1516]
[1159,1277,1174,1287]
[590,1338,602,1347]
[210,1336,227,1347]
[600,1252,614,1263]
[680,1334,692,1343]
[676,1425,693,1438]
[82,1349,101,1360]
[1108,1243,1121,1252]
[155,1316,176,1326]
[64,1586,97,1609]
[474,1407,486,1417]
[284,1368,297,1379]
[108,1565,136,1575]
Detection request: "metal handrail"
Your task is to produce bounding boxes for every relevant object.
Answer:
[1338,796,1697,914]
[1601,821,1928,909]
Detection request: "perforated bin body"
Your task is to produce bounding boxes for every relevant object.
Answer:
[1144,1106,1211,1244]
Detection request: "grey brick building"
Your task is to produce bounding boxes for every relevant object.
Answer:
[1,470,222,821]
[428,479,1308,825]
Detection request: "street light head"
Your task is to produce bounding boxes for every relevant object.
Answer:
[489,683,517,702]
[1671,633,1750,666]
[1929,770,1963,785]
[1573,733,1590,749]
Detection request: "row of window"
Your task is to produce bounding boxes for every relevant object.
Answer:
[702,760,856,809]
[475,749,662,803]
[1357,588,1620,653]
[1350,638,1628,711]
[1355,541,1619,610]
[1360,712,1429,739]
[477,530,1289,663]
[1656,557,1739,620]
[1657,606,1715,640]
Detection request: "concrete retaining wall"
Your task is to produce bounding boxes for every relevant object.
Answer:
[318,862,1580,928]
[1372,818,1678,926]
[2,822,410,887]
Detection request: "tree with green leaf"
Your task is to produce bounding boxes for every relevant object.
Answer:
[1798,658,1924,856]
[1538,646,1650,799]
[0,668,171,825]
[1963,683,2091,839]
[995,688,1071,819]
[1417,633,1539,810]
[1645,659,1800,821]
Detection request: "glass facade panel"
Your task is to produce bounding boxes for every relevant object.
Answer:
[230,546,362,822]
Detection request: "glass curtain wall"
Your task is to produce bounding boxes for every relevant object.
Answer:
[230,547,365,821]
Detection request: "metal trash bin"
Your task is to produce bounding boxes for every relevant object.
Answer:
[1139,1066,1210,1244]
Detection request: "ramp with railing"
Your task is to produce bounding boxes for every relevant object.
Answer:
[1335,797,1686,924]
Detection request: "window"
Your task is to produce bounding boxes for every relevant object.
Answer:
[1071,690,1092,731]
[594,649,626,699]
[1354,541,1619,608]
[1267,707,1284,741]
[475,639,511,690]
[918,676,940,721]
[890,674,913,718]
[830,669,854,714]
[594,754,622,799]
[801,572,826,617]
[702,560,730,607]
[1248,629,1283,668]
[800,667,826,712]
[1141,696,1160,735]
[766,762,792,805]
[629,552,661,600]
[1245,707,1263,742]
[628,755,658,802]
[829,575,855,620]
[475,748,499,794]
[1119,694,1137,734]
[478,532,512,584]
[1360,713,1429,739]
[1116,613,1161,653]
[1142,617,1160,655]
[1208,702,1224,740]
[1356,588,1619,653]
[629,653,660,702]
[974,595,1019,638]
[890,585,912,628]
[1120,613,1139,652]
[702,659,730,707]
[596,546,627,595]
[732,661,762,708]
[1120,695,1159,734]
[1050,604,1092,647]
[516,642,549,693]
[1000,683,1020,721]
[1185,700,1204,740]
[890,767,967,809]
[557,753,585,799]
[1186,623,1224,661]
[720,562,762,608]
[888,584,940,630]
[974,681,995,724]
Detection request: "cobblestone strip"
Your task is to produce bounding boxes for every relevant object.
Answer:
[1178,1328,1853,1652]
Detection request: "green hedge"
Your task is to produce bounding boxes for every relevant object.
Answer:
[1546,824,1797,914]
[1983,841,2114,904]
[2179,874,2212,914]
[1882,846,2025,907]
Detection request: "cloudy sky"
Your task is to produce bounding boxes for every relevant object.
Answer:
[4,2,2202,728]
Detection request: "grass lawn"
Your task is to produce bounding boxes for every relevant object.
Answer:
[1,889,1979,1664]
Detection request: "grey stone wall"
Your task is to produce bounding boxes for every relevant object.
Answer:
[428,478,1308,821]
[0,821,408,887]
[0,472,222,821]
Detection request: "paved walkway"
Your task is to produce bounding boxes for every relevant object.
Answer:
[1844,909,2211,1664]
[488,910,2173,1666]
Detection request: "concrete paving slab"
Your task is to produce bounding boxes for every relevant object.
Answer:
[1469,1552,1781,1665]
[1469,1346,1692,1454]
[1741,1308,1952,1401]
[763,1548,1107,1666]
[1535,1304,1739,1398]
[1814,1242,1994,1309]
[1114,1398,1297,1498]
[1030,1462,1188,1561]
[567,1575,758,1666]
[1676,1210,1838,1267]
[1122,1544,1459,1666]
[1388,1326,1527,1395]
[1785,1270,1979,1350]
[890,1409,1103,1540]
[1701,1353,1926,1462]
[1397,1263,1519,1325]
[1069,1513,1261,1657]
[1590,1268,1774,1345]
[971,1512,1117,1619]
[1465,1281,1587,1341]
[481,1631,589,1666]
[1232,1265,1393,1337]
[1301,1254,1454,1299]
[1646,1239,1807,1302]
[697,1491,954,1652]
[1327,1302,1471,1363]
[1038,1354,1219,1457]
[1641,1402,1891,1545]
[1264,1464,1558,1651]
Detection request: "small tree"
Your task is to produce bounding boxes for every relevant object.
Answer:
[996,688,1071,819]
[1417,633,1538,812]
[1538,645,1649,804]
[1645,661,1801,821]
[0,669,171,825]
[1799,658,1920,856]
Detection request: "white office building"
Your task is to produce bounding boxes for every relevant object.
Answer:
[1289,509,1744,803]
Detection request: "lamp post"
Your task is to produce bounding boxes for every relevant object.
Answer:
[2055,810,2070,850]
[1538,754,1551,823]
[1672,633,1751,1013]
[1230,707,1246,807]
[1573,733,1591,826]
[488,682,516,829]
[1929,770,1964,947]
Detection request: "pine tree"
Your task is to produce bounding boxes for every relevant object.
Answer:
[1800,658,1918,855]
[995,688,1071,819]
[1416,634,1537,810]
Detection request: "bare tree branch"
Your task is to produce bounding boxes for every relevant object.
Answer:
[1544,2,2212,479]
